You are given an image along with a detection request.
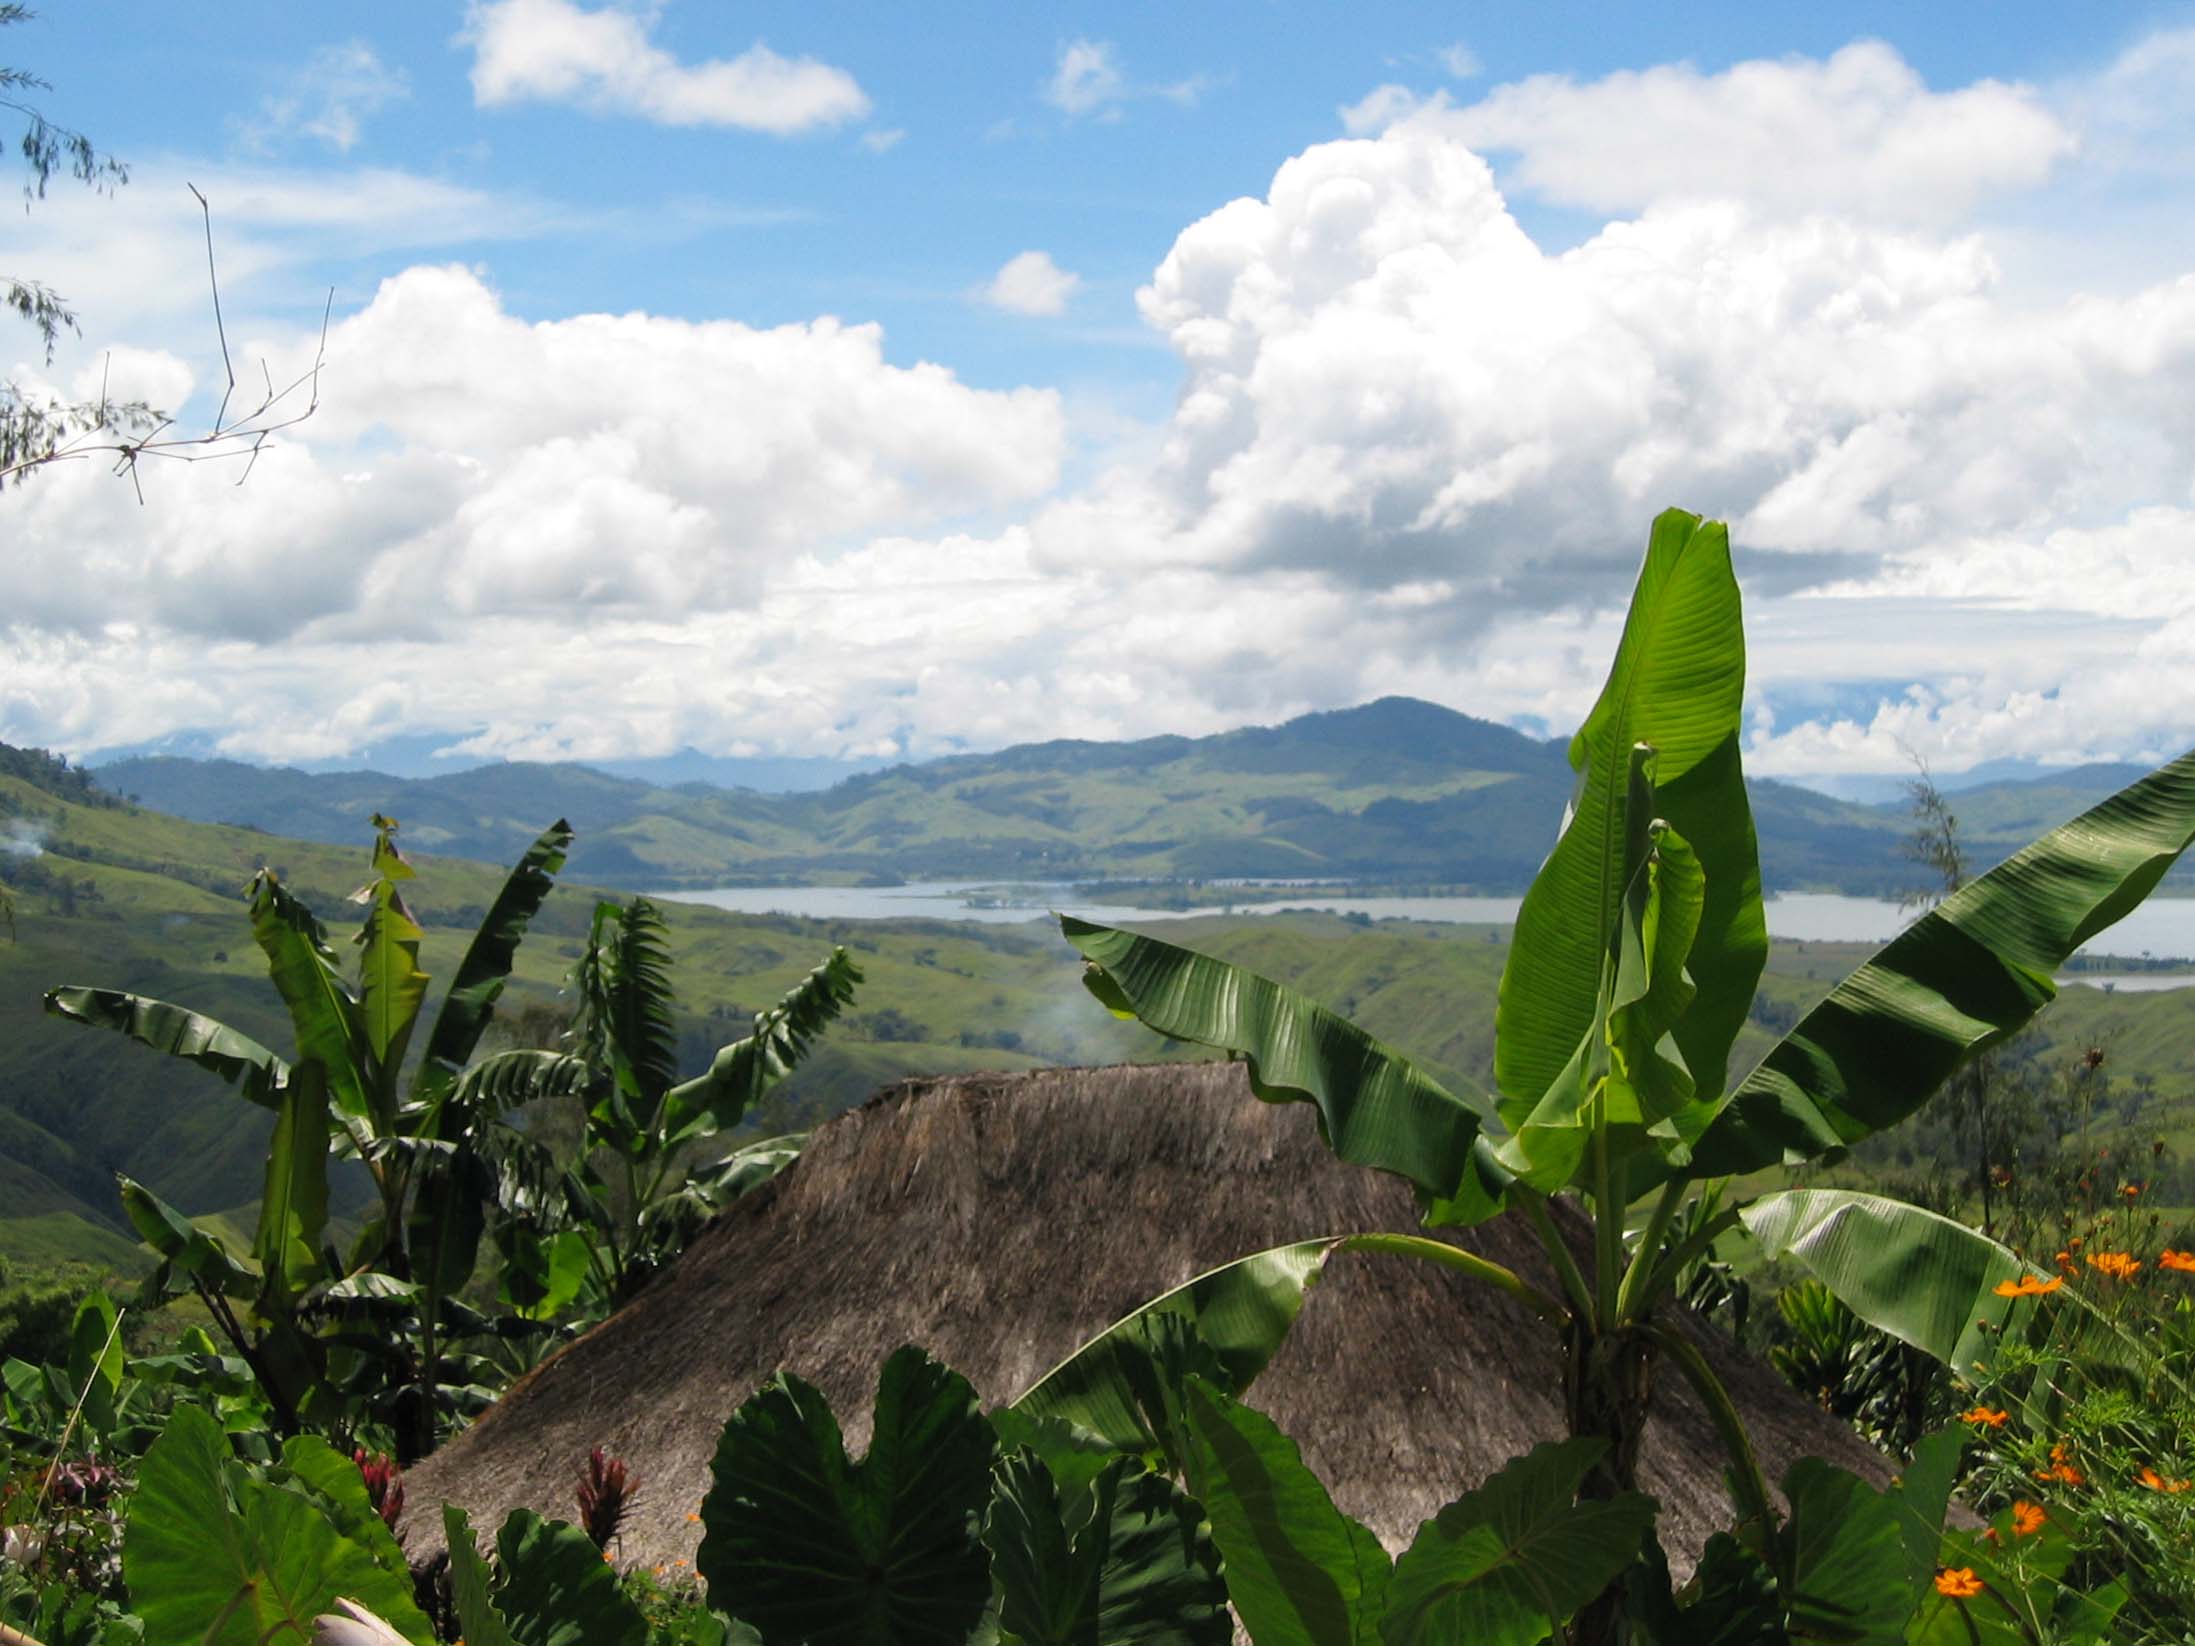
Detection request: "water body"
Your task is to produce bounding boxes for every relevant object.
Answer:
[655,880,2195,976]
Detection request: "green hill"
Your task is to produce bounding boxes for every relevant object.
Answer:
[91,698,1910,893]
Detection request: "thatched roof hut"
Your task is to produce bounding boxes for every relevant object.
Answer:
[405,1062,1894,1577]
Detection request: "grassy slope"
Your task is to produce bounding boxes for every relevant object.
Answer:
[8,760,2194,1270]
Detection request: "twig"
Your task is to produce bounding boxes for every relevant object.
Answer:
[186,182,234,433]
[32,1304,125,1517]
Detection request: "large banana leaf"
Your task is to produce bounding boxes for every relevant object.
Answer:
[253,1059,330,1309]
[356,824,429,1114]
[42,986,289,1107]
[1012,1240,1342,1452]
[1693,747,2195,1175]
[1060,919,1489,1206]
[1736,1189,2029,1372]
[249,870,377,1123]
[415,819,573,1103]
[662,947,863,1144]
[1495,510,1762,1125]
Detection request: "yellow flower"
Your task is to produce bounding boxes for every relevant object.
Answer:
[1935,1567,1985,1599]
[2087,1251,2142,1281]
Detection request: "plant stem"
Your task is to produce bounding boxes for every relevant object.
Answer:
[1645,1322,1781,1574]
[1519,1190,1597,1322]
[1615,1178,1686,1325]
[1642,1200,1744,1306]
[1341,1233,1569,1324]
[1591,1116,1622,1330]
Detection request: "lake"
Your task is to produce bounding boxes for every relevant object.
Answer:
[654,879,2195,971]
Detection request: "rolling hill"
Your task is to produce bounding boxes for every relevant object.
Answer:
[81,696,1955,895]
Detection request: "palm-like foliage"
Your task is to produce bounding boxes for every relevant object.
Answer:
[45,815,573,1456]
[1042,509,2195,1641]
[496,896,864,1314]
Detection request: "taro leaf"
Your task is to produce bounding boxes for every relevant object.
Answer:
[42,985,289,1107]
[1175,1378,1390,1646]
[698,1345,998,1646]
[983,1448,1229,1646]
[1496,510,1759,1125]
[1886,1427,1964,1612]
[415,819,574,1107]
[1737,1190,2027,1373]
[1776,1458,1910,1644]
[122,1404,432,1645]
[277,1433,413,1584]
[1060,918,1490,1211]
[1013,1240,1339,1458]
[1379,1438,1652,1646]
[1647,1532,1783,1646]
[987,1408,1123,1507]
[493,1507,649,1646]
[1694,746,2195,1175]
[444,1504,522,1646]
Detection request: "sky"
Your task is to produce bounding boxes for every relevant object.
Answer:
[6,2,2195,785]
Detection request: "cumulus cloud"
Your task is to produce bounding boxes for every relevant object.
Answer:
[1358,41,2073,222]
[238,41,410,154]
[978,250,1081,316]
[463,0,869,133]
[12,37,2195,778]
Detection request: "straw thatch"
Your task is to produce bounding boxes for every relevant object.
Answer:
[404,1061,1897,1578]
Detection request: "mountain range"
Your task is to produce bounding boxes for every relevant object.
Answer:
[91,697,2175,897]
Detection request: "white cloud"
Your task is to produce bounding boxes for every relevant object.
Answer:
[1047,39,1124,116]
[1340,84,1422,137]
[463,0,869,134]
[979,251,1081,317]
[1370,41,2073,222]
[859,127,905,154]
[14,37,2195,778]
[1436,43,1480,81]
[238,41,410,154]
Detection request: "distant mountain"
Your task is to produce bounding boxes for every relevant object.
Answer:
[89,698,2184,897]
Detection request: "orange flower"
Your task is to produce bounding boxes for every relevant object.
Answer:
[1959,1406,2010,1428]
[2036,1442,2086,1487]
[2137,1466,2191,1494]
[1994,1274,2064,1297]
[1935,1567,1986,1599]
[2122,1182,2143,1198]
[2010,1500,2046,1536]
[2160,1250,2195,1274]
[2055,1250,2075,1270]
[686,1511,702,1523]
[2087,1251,2142,1281]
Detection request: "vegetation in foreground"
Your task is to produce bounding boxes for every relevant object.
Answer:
[3,511,2194,1643]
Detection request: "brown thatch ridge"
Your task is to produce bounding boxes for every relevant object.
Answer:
[404,1062,1896,1577]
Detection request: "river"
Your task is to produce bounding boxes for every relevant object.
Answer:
[653,880,2195,975]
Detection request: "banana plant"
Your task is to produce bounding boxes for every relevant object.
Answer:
[492,895,861,1316]
[1054,509,2195,1641]
[44,815,581,1458]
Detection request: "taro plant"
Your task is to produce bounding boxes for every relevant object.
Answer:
[1039,509,2195,1640]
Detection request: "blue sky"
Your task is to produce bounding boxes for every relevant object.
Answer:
[8,3,2195,781]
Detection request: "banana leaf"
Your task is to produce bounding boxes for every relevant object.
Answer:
[1495,509,1763,1128]
[661,947,863,1144]
[356,871,429,1112]
[42,986,289,1107]
[1694,747,2195,1175]
[1061,919,1493,1209]
[249,870,377,1123]
[1736,1189,2029,1373]
[253,1059,330,1309]
[415,820,573,1104]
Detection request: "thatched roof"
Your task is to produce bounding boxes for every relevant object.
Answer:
[405,1062,1895,1578]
